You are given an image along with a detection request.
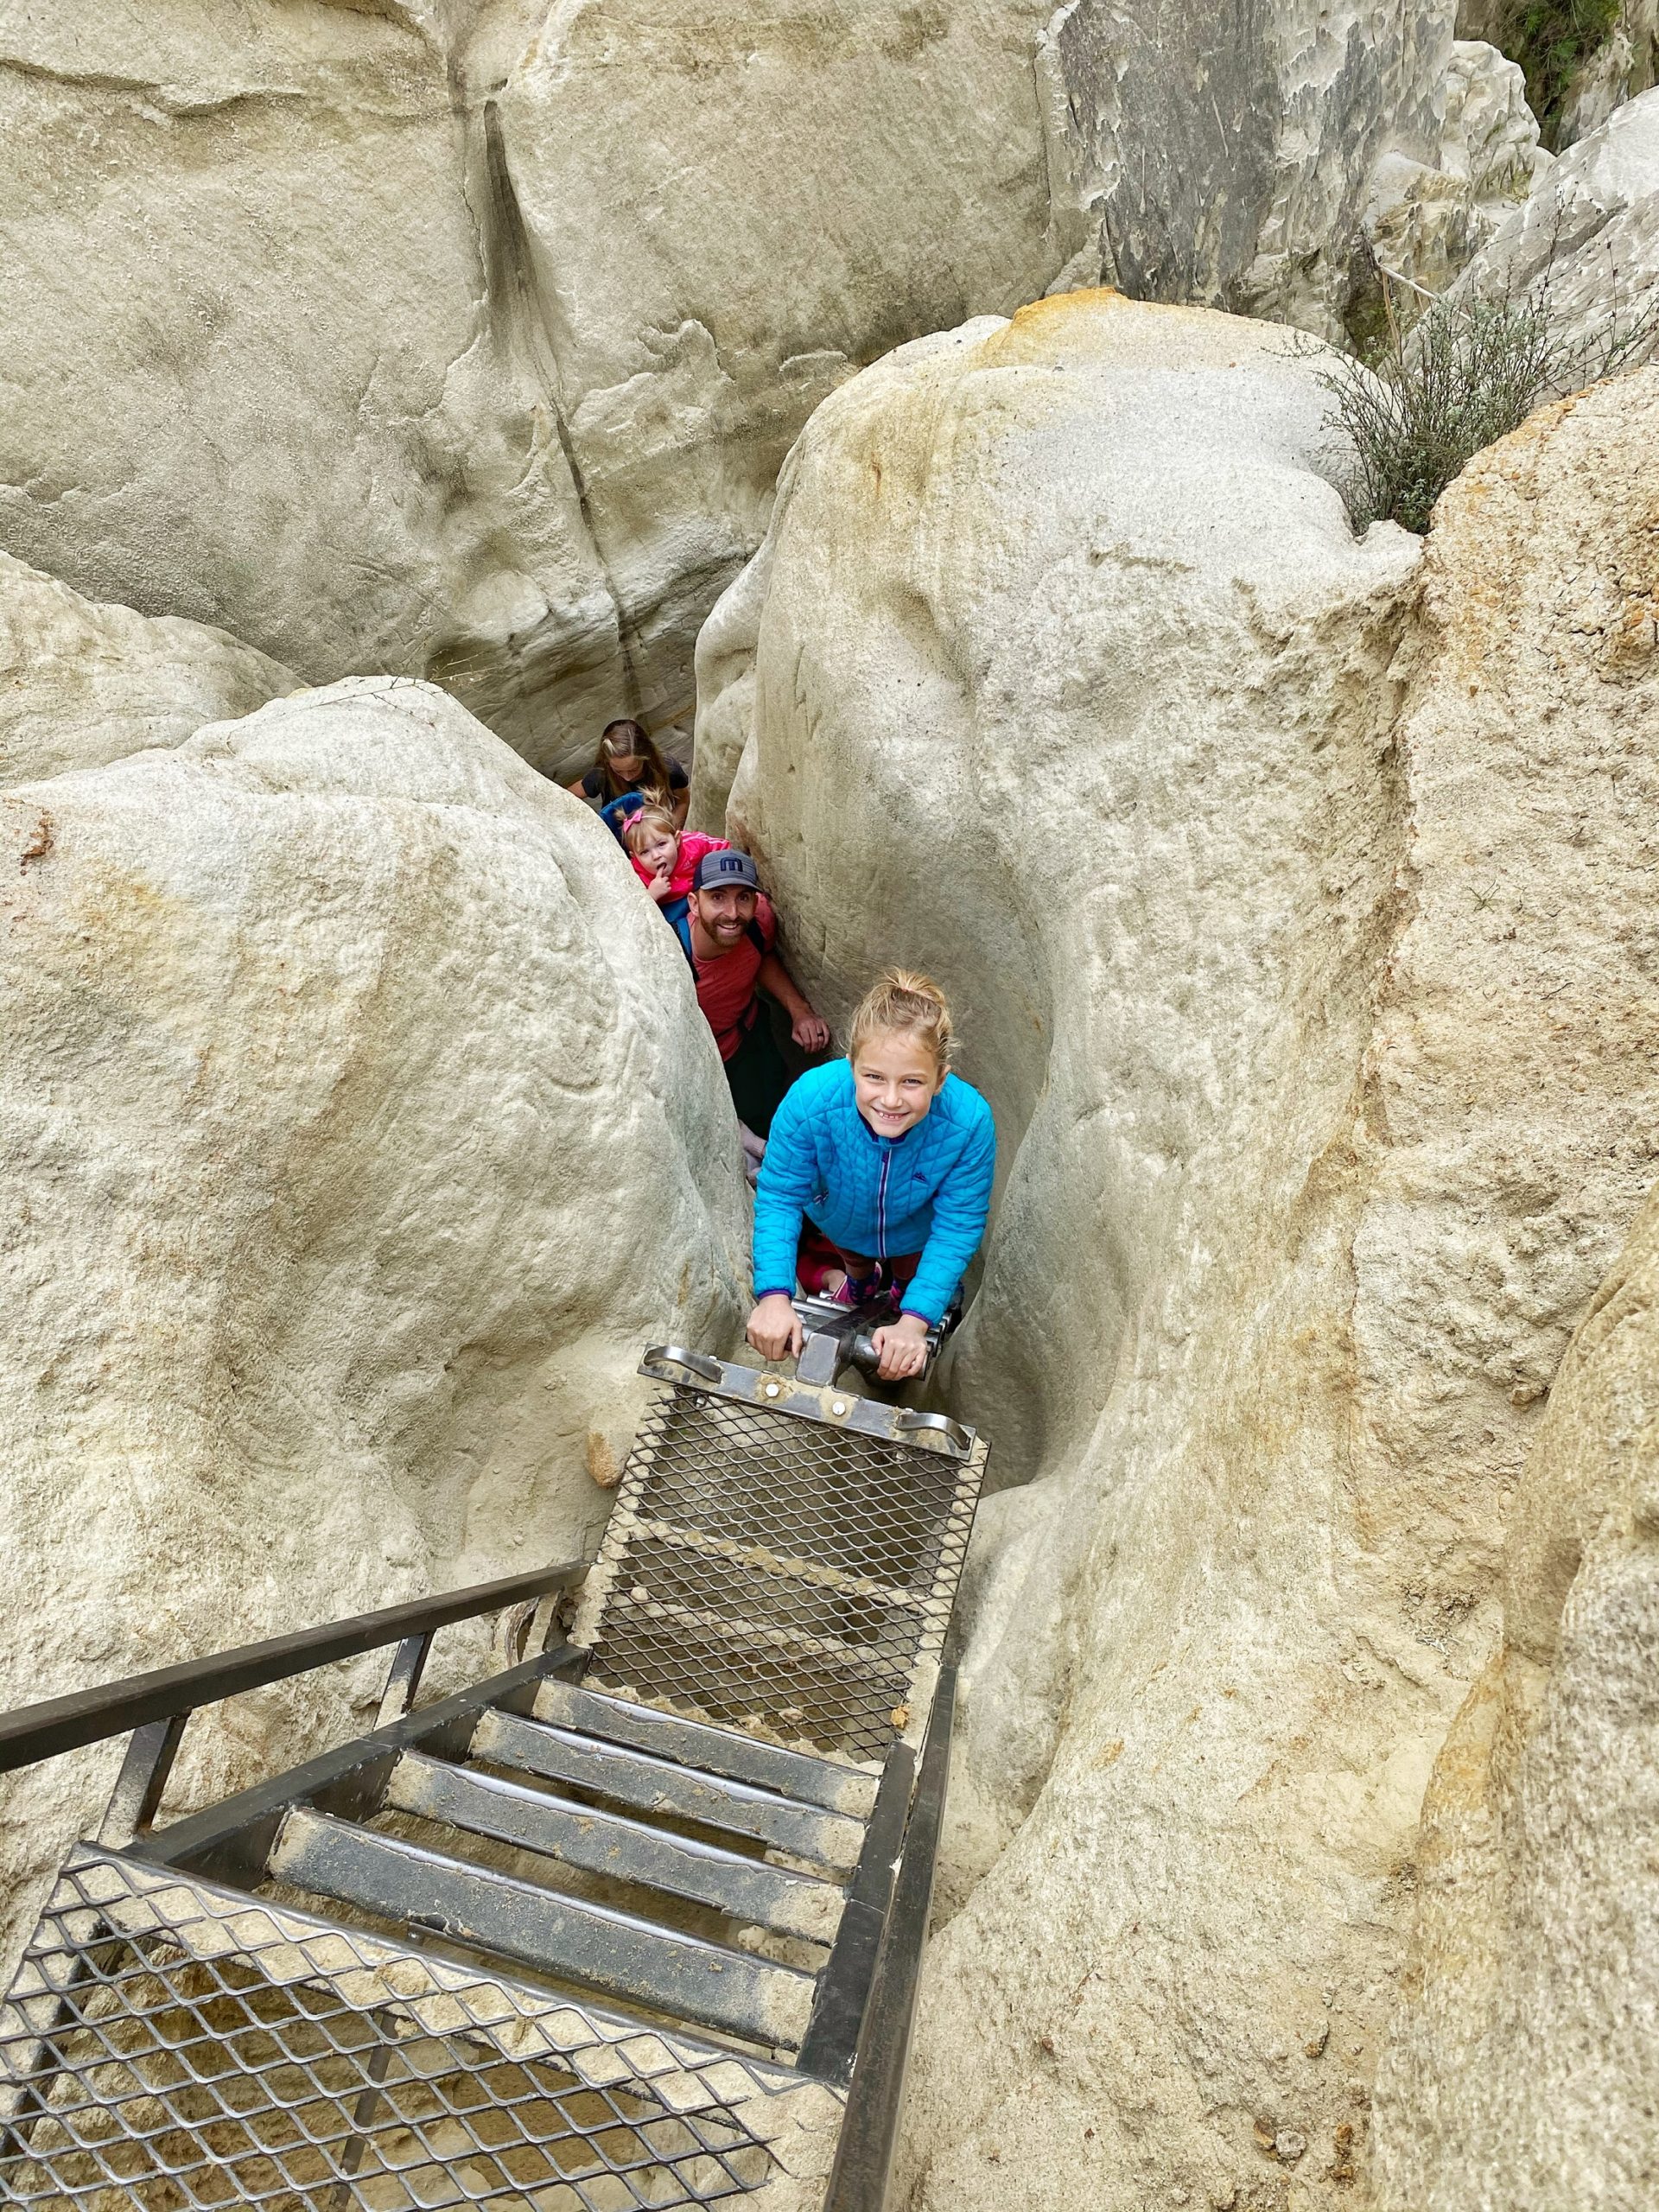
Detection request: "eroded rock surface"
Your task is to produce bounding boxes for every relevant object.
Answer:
[1365,39,1551,296]
[698,296,1659,2205]
[0,0,1517,778]
[1043,0,1469,323]
[0,549,293,789]
[1373,1176,1659,2209]
[0,676,747,1978]
[1452,83,1659,374]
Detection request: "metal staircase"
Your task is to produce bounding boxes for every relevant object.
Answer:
[0,1336,988,2211]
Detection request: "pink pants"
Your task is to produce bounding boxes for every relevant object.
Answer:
[795,1224,922,1302]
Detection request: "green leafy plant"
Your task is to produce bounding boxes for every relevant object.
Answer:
[1317,240,1659,536]
[1497,0,1623,143]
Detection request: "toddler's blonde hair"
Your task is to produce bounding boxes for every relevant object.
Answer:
[849,969,956,1074]
[622,803,678,854]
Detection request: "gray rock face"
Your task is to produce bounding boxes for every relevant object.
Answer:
[1459,0,1658,146]
[1365,39,1551,295]
[1042,0,1458,325]
[1560,0,1659,144]
[1452,84,1659,377]
[0,0,1512,779]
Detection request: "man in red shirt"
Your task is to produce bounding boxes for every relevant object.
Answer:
[685,849,829,1141]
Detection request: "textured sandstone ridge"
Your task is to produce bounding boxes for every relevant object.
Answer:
[0,1,1518,773]
[1364,39,1551,296]
[0,548,294,789]
[1453,83,1659,372]
[0,676,747,1975]
[1372,1177,1659,2209]
[698,299,1659,2204]
[1041,0,1494,321]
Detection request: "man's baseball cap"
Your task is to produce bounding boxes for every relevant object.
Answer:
[692,848,760,893]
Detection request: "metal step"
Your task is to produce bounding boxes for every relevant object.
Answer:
[386,1751,846,1944]
[532,1677,878,1818]
[471,1708,866,1871]
[269,1807,816,2050]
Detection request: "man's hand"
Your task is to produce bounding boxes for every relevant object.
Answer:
[791,1009,830,1053]
[747,1293,803,1363]
[870,1312,931,1382]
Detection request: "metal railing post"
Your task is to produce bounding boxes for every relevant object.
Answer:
[819,1662,958,2212]
[373,1634,435,1730]
[96,1714,191,1846]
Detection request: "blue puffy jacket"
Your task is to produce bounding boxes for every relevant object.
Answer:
[752,1060,995,1326]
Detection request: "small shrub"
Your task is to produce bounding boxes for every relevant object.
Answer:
[1317,239,1659,536]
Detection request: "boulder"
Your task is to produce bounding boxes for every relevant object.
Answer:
[0,675,748,1980]
[697,295,1659,2204]
[1364,40,1551,297]
[0,549,294,788]
[1452,83,1659,375]
[0,6,616,774]
[0,0,1514,780]
[1373,1175,1659,2209]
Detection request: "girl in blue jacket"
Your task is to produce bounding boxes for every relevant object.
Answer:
[747,970,995,1381]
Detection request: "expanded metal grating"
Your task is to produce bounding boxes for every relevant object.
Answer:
[0,1850,842,2211]
[572,1385,986,1768]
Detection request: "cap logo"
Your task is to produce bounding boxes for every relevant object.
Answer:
[693,848,760,892]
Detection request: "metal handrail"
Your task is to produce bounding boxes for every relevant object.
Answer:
[820,1661,957,2212]
[0,1559,584,1776]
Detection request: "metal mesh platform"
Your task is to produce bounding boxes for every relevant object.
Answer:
[0,1851,840,2211]
[571,1375,986,1769]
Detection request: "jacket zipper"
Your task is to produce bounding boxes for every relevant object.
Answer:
[875,1146,892,1262]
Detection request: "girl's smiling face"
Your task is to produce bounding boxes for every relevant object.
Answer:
[636,826,680,876]
[853,1027,946,1139]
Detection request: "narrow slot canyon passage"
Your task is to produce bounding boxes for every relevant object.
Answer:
[1,10,1658,2205]
[689,291,1659,2208]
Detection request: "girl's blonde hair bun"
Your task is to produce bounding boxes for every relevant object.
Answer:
[849,968,957,1073]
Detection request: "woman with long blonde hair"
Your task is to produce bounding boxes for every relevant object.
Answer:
[567,717,689,829]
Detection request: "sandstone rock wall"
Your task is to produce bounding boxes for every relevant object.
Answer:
[0,550,294,789]
[1373,1176,1659,2210]
[698,296,1659,2205]
[0,6,617,770]
[1452,84,1659,378]
[0,675,747,1979]
[1364,40,1551,298]
[0,0,1517,784]
[1041,0,1460,323]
